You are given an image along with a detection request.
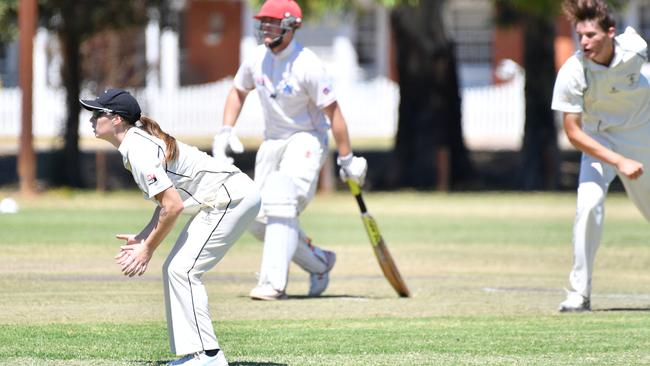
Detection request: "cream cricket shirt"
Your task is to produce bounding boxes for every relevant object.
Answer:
[233,40,337,140]
[118,127,241,209]
[552,27,650,134]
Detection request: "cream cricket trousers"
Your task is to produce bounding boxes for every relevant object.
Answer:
[570,129,650,297]
[163,172,261,355]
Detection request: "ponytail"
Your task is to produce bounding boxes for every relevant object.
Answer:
[138,115,179,162]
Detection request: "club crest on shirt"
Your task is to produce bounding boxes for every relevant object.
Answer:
[627,73,638,86]
[322,87,331,95]
[146,173,158,185]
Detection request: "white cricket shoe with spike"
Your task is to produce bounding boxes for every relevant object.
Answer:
[308,250,336,297]
[249,283,288,301]
[558,290,591,312]
[167,350,228,366]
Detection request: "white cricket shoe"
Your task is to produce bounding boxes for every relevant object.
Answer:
[167,350,228,366]
[558,290,591,312]
[249,283,287,301]
[308,250,336,297]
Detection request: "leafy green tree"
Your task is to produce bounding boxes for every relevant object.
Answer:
[387,0,470,190]
[2,0,156,187]
[38,0,155,187]
[0,0,18,44]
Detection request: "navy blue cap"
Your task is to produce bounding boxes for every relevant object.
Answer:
[80,88,142,123]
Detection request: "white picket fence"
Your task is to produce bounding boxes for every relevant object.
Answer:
[0,76,524,150]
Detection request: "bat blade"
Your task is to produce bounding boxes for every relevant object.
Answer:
[362,213,411,297]
[348,179,410,297]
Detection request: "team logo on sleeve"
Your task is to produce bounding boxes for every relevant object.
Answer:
[322,87,331,95]
[146,173,158,185]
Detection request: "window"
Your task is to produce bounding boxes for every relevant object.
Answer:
[447,1,493,65]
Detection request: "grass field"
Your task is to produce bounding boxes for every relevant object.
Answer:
[2,189,650,365]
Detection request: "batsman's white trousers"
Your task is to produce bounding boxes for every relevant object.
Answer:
[251,131,329,289]
[163,172,261,355]
[570,128,650,297]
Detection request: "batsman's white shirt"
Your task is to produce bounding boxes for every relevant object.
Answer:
[119,127,261,355]
[552,26,650,297]
[233,40,336,140]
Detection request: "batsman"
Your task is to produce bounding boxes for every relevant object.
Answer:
[213,0,367,300]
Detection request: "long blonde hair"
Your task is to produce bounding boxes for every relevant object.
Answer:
[138,115,179,162]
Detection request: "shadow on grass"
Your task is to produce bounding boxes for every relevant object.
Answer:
[237,294,369,300]
[140,362,286,366]
[286,294,367,300]
[594,307,650,312]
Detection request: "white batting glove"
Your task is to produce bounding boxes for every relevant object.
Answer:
[212,126,244,164]
[337,153,367,186]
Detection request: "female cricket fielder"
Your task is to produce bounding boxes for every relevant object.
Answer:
[81,88,260,365]
[212,0,367,300]
[553,0,650,312]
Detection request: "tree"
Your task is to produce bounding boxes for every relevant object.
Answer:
[388,0,470,190]
[38,0,154,187]
[2,1,157,187]
[495,0,560,190]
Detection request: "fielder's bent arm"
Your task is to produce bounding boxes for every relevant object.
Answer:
[132,209,162,242]
[145,187,184,252]
[323,101,352,157]
[563,112,643,179]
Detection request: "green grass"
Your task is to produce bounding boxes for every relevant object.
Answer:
[1,190,650,365]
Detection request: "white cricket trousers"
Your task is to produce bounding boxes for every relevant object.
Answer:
[570,129,650,297]
[163,172,261,355]
[250,131,330,291]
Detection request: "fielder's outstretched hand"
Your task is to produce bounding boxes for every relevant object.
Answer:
[115,241,152,277]
[114,234,139,264]
[115,233,140,245]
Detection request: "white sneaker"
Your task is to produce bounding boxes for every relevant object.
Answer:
[167,350,228,366]
[558,290,591,312]
[249,283,287,300]
[308,250,336,297]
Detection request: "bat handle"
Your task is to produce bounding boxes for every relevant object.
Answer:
[346,180,368,213]
[346,179,361,195]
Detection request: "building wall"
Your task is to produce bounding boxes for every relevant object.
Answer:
[183,0,242,84]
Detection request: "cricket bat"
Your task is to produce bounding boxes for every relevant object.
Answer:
[347,179,410,297]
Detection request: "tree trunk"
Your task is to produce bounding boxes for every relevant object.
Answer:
[57,4,83,187]
[389,1,471,190]
[520,14,559,190]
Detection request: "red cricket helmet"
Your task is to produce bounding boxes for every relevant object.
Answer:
[254,0,302,22]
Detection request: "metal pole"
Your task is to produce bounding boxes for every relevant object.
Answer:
[18,0,37,196]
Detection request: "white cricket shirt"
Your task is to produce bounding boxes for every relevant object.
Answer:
[552,27,650,134]
[233,40,337,140]
[118,127,241,209]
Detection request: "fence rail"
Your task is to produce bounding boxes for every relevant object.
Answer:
[0,76,524,150]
